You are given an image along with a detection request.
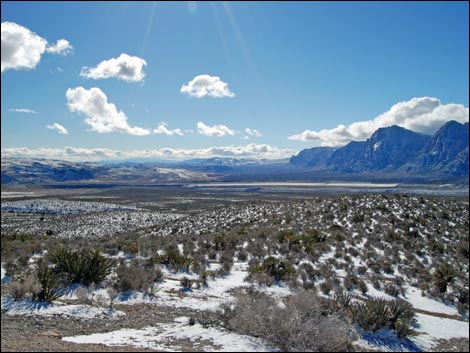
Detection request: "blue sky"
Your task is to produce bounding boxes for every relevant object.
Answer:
[1,1,469,160]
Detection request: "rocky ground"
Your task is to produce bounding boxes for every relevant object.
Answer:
[1,303,202,352]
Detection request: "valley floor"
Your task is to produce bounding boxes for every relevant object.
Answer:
[1,187,469,352]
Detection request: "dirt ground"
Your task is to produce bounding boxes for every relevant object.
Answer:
[1,303,206,352]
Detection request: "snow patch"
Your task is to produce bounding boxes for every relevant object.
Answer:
[63,317,273,352]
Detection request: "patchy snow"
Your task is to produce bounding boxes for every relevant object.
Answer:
[356,313,469,352]
[63,316,274,352]
[81,262,291,312]
[403,286,459,316]
[412,313,469,350]
[1,298,124,318]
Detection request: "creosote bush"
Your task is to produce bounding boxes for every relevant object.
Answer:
[114,262,161,293]
[218,290,354,352]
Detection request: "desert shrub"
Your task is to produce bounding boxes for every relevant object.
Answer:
[222,290,353,351]
[333,290,355,314]
[162,249,194,273]
[433,264,457,293]
[352,213,365,223]
[303,280,316,291]
[246,271,275,287]
[247,256,296,284]
[352,297,416,338]
[114,263,158,292]
[320,279,334,295]
[358,279,368,294]
[5,274,39,301]
[455,240,469,259]
[352,298,390,332]
[180,276,193,290]
[49,247,114,286]
[237,250,248,261]
[299,263,316,280]
[384,283,401,297]
[381,261,395,275]
[33,265,62,303]
[387,299,416,338]
[343,274,358,291]
[356,266,367,276]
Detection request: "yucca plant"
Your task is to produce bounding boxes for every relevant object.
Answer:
[33,265,62,304]
[433,264,456,293]
[333,290,355,313]
[49,247,114,286]
[82,249,115,285]
[352,298,390,332]
[352,297,416,338]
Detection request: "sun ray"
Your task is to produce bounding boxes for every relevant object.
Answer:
[140,1,158,57]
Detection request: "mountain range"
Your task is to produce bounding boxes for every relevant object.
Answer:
[290,120,469,177]
[1,121,468,186]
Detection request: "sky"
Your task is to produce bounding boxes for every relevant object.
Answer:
[1,1,469,161]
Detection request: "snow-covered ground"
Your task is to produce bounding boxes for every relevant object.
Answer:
[63,316,273,352]
[1,298,123,319]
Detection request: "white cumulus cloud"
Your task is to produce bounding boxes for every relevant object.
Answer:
[46,39,73,55]
[288,97,469,146]
[66,87,150,136]
[153,122,184,136]
[244,128,262,138]
[197,121,236,137]
[46,123,68,135]
[181,74,235,98]
[1,21,47,73]
[1,144,295,162]
[1,21,73,73]
[80,53,147,82]
[9,108,38,114]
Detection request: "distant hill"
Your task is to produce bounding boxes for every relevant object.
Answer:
[289,147,336,168]
[2,121,468,186]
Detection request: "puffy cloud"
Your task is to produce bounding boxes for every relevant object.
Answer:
[80,53,147,82]
[46,39,73,55]
[153,122,184,136]
[66,87,150,136]
[46,123,68,135]
[244,128,262,138]
[1,21,47,73]
[1,22,73,73]
[181,74,235,98]
[1,144,295,161]
[197,121,236,137]
[9,108,38,114]
[289,97,469,146]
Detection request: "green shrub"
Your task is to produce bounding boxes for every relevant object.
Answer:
[333,291,354,313]
[248,256,296,283]
[33,265,62,303]
[49,247,114,286]
[433,264,456,293]
[352,297,416,338]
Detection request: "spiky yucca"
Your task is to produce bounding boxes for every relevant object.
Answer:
[49,247,114,285]
[34,265,62,303]
[433,264,456,293]
[352,297,416,338]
